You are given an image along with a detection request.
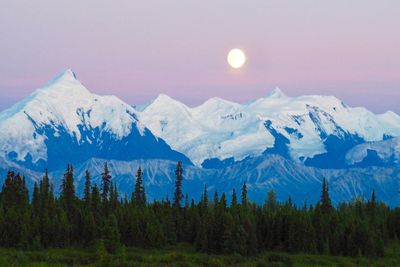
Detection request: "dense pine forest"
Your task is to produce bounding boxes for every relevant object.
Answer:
[0,161,399,259]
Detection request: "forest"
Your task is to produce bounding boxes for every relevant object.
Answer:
[0,161,399,260]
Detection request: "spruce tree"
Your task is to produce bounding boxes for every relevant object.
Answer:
[91,184,101,225]
[83,169,91,209]
[320,177,332,213]
[184,193,189,209]
[213,191,219,206]
[0,165,398,257]
[60,164,76,218]
[103,214,120,253]
[222,213,234,254]
[246,219,258,256]
[369,189,377,221]
[167,211,177,245]
[173,161,183,208]
[40,169,51,210]
[202,184,208,208]
[82,212,96,246]
[133,167,146,207]
[233,225,248,255]
[32,182,40,215]
[110,183,119,211]
[371,189,376,207]
[266,190,277,211]
[0,172,29,247]
[196,217,208,252]
[231,188,237,207]
[241,182,248,206]
[101,162,111,215]
[220,193,227,211]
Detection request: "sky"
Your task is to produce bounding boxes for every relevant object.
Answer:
[0,0,399,113]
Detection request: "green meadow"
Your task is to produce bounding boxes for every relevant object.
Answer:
[0,242,398,267]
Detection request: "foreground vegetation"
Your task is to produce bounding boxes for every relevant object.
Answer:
[0,242,399,267]
[0,161,399,263]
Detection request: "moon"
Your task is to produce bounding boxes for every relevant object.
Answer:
[227,49,246,69]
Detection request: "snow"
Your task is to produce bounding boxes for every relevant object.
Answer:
[140,88,400,166]
[1,70,399,168]
[139,93,275,166]
[0,69,142,163]
[345,137,400,165]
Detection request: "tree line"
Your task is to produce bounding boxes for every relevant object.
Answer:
[0,161,399,257]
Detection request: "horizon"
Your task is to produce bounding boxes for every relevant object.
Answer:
[1,1,399,113]
[1,68,399,116]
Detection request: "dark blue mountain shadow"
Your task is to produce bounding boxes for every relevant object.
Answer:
[7,119,191,171]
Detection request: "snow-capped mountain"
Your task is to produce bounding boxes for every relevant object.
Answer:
[0,69,190,170]
[140,88,400,168]
[0,69,399,205]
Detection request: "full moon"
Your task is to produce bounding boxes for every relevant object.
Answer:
[227,49,246,69]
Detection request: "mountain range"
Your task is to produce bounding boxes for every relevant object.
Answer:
[0,69,399,205]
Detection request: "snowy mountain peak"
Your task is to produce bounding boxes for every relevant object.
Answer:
[154,93,176,103]
[0,70,192,170]
[195,97,241,112]
[146,94,190,113]
[46,69,77,85]
[266,88,287,98]
[0,70,144,166]
[141,89,400,167]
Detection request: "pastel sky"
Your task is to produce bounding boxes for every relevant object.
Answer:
[0,0,399,113]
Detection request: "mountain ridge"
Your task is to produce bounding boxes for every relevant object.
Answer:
[0,69,399,205]
[140,86,400,168]
[0,69,191,170]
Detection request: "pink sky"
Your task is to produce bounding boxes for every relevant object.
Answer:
[0,0,399,113]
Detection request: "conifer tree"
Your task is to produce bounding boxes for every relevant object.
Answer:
[320,177,332,213]
[83,169,91,209]
[60,164,76,218]
[109,182,115,208]
[370,189,376,214]
[32,182,40,214]
[82,212,96,246]
[173,161,183,207]
[196,217,208,252]
[0,166,397,257]
[368,189,377,228]
[213,191,219,206]
[220,193,227,211]
[133,167,146,207]
[101,162,111,214]
[39,169,51,209]
[91,184,101,225]
[184,193,189,209]
[233,225,248,255]
[0,172,29,247]
[103,214,120,253]
[246,219,258,256]
[202,184,208,208]
[222,213,234,254]
[241,182,248,206]
[110,183,119,211]
[167,211,177,245]
[266,190,277,211]
[231,188,237,207]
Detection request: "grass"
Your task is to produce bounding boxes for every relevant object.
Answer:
[0,242,398,267]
